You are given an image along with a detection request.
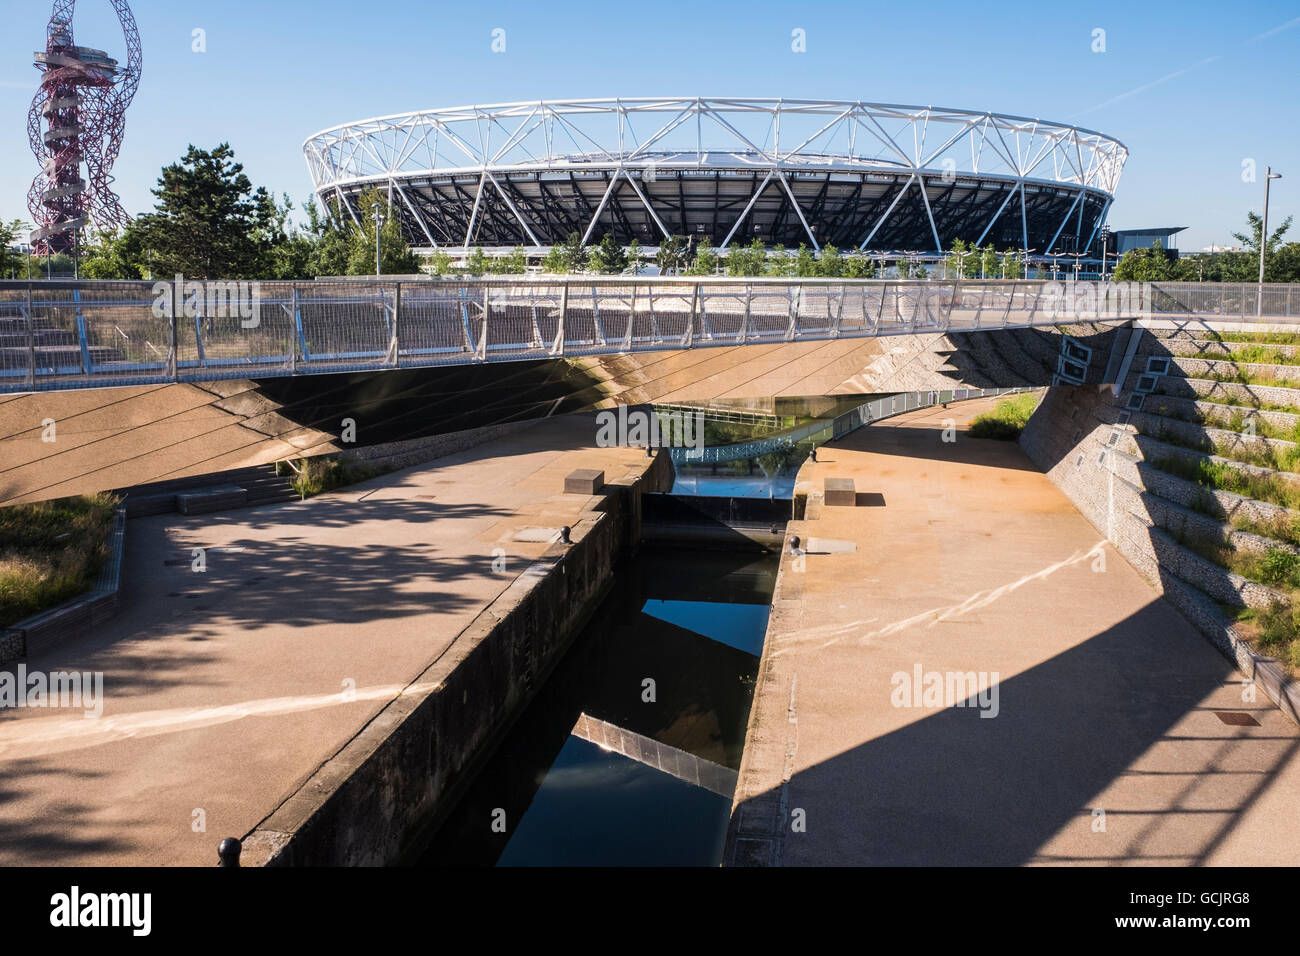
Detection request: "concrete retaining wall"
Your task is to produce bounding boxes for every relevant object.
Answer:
[240,452,672,866]
[1021,384,1300,726]
[0,505,127,665]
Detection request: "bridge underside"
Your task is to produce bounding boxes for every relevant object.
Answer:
[0,323,1116,506]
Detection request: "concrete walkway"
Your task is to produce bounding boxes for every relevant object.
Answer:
[726,396,1300,866]
[0,414,652,865]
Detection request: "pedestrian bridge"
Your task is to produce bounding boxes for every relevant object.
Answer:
[1,278,1296,394]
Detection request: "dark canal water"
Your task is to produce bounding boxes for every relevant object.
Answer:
[419,547,776,867]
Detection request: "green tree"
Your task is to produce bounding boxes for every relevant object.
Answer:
[842,252,875,278]
[541,245,567,273]
[656,236,689,275]
[500,245,528,274]
[943,239,978,278]
[794,243,818,277]
[726,238,766,276]
[765,245,795,276]
[465,247,489,275]
[342,187,420,276]
[80,226,148,279]
[818,244,843,278]
[305,200,352,277]
[627,239,644,274]
[1,220,30,278]
[1112,240,1182,282]
[430,250,454,276]
[589,233,627,274]
[978,244,999,279]
[131,143,277,278]
[689,238,718,275]
[554,231,589,273]
[1269,243,1300,283]
[1233,211,1293,264]
[999,251,1025,279]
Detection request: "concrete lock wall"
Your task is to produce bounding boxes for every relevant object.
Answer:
[240,452,673,866]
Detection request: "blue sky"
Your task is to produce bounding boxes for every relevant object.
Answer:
[2,0,1297,251]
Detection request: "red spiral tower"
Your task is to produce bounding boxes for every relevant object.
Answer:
[27,0,142,255]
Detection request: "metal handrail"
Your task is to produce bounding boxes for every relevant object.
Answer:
[2,278,1298,395]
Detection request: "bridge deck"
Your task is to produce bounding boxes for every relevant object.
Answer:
[725,396,1300,866]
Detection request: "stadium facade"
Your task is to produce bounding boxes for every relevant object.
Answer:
[303,97,1127,256]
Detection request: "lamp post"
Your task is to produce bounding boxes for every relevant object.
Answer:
[1099,225,1111,280]
[372,202,386,278]
[1259,166,1283,316]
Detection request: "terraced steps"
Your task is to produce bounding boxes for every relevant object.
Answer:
[1025,322,1300,686]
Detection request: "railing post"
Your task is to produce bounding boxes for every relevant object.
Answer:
[477,283,488,361]
[73,288,93,375]
[784,284,799,342]
[685,283,699,348]
[623,284,636,352]
[552,283,567,356]
[167,280,178,381]
[292,284,309,365]
[740,284,752,343]
[391,282,402,368]
[25,282,35,389]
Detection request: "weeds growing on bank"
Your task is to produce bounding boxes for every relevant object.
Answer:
[0,493,118,629]
[287,458,395,498]
[1146,454,1300,512]
[968,393,1040,440]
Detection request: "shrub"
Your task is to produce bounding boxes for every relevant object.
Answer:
[0,493,118,629]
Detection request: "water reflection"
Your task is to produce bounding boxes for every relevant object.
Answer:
[420,548,775,867]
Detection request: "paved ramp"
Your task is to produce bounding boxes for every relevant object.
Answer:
[726,396,1300,866]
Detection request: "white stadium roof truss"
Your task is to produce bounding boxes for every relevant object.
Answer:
[303,98,1127,253]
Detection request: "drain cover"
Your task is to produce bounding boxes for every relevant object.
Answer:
[1214,711,1261,727]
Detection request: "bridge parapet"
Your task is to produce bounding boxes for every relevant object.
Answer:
[1,278,1296,394]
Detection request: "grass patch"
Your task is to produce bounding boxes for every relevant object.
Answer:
[1173,528,1300,671]
[1146,400,1300,444]
[1215,331,1300,346]
[1147,453,1300,512]
[968,393,1040,441]
[1231,512,1300,549]
[0,493,119,629]
[1201,367,1300,391]
[1184,390,1300,417]
[1141,414,1300,473]
[1227,604,1300,671]
[288,457,395,498]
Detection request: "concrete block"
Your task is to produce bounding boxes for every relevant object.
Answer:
[824,477,856,507]
[564,469,605,496]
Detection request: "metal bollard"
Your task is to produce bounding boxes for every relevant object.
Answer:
[560,526,572,545]
[789,535,801,555]
[218,837,242,867]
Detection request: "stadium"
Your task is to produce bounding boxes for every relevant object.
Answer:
[302,97,1128,257]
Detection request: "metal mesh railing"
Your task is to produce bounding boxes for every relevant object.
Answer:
[2,278,1298,393]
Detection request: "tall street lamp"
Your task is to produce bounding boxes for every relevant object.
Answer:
[1259,166,1283,315]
